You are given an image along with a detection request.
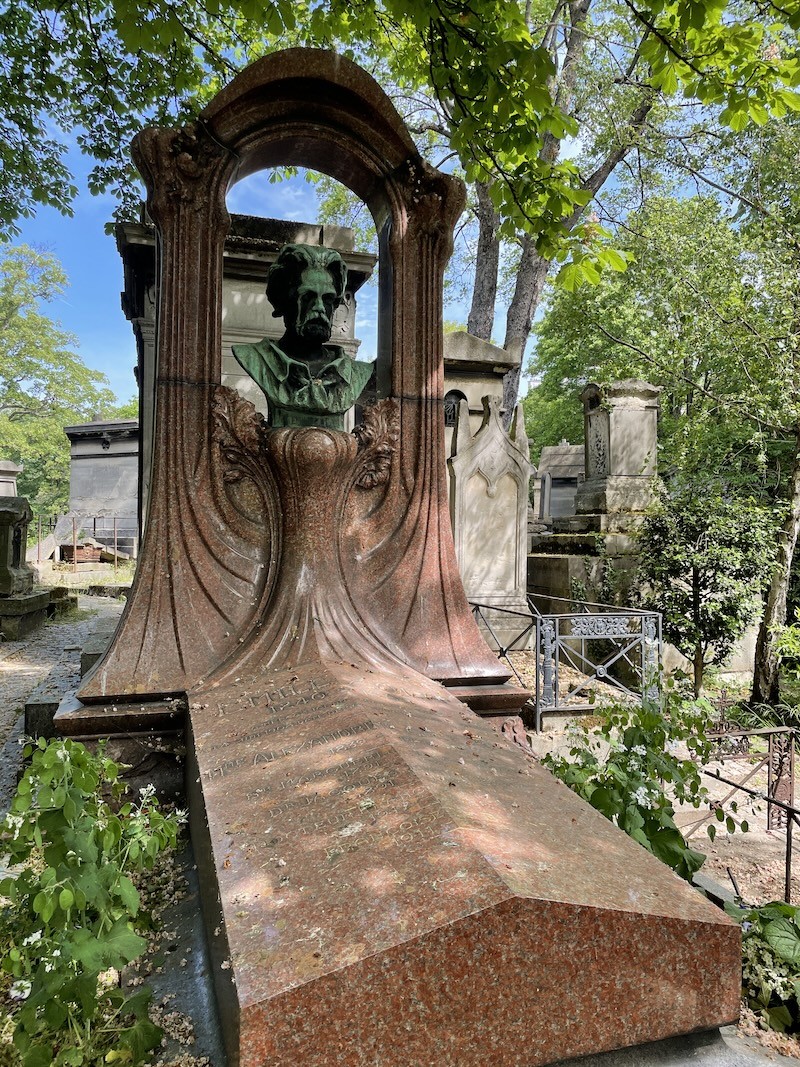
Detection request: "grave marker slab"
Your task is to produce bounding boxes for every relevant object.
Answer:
[188,662,739,1067]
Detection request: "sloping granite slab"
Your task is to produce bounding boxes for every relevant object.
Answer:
[188,663,740,1067]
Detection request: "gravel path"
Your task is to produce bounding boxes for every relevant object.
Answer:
[0,595,124,742]
[0,595,125,814]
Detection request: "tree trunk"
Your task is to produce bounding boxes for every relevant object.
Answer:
[498,0,591,428]
[467,181,500,342]
[477,0,651,427]
[694,644,704,698]
[752,423,800,704]
[692,564,703,696]
[501,239,550,426]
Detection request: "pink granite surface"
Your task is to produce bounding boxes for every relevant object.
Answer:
[188,662,740,1067]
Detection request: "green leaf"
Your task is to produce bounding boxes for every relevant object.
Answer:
[71,918,147,971]
[588,786,616,817]
[764,918,800,965]
[601,248,629,273]
[116,874,140,917]
[766,1004,793,1032]
[21,1043,53,1067]
[117,1018,163,1061]
[43,998,67,1029]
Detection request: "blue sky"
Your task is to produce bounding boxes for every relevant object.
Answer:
[14,148,387,405]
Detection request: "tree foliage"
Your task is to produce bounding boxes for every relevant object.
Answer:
[0,246,117,510]
[635,483,775,694]
[526,99,800,698]
[1,0,798,268]
[527,191,800,467]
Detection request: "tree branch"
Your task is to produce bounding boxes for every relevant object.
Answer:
[591,321,787,433]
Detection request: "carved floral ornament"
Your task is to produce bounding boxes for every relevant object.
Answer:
[212,386,400,501]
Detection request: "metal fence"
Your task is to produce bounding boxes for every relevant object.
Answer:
[682,724,796,835]
[700,752,798,904]
[470,594,662,731]
[30,514,138,567]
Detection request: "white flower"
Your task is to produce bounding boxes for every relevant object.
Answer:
[5,813,23,838]
[631,745,647,756]
[9,980,31,1000]
[22,930,42,946]
[138,785,156,802]
[632,786,654,810]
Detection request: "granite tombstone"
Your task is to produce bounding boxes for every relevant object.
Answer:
[61,49,740,1067]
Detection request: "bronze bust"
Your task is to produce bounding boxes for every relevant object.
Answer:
[231,244,374,430]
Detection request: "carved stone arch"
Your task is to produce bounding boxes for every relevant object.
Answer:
[79,49,509,702]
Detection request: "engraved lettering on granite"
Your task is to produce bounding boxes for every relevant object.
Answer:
[203,720,376,780]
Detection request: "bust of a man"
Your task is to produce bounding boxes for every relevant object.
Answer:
[231,244,374,430]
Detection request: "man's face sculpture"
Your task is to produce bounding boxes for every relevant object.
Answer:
[291,266,340,347]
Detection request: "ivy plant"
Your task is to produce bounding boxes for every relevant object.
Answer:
[0,738,184,1067]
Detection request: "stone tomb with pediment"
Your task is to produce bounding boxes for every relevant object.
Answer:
[58,50,740,1067]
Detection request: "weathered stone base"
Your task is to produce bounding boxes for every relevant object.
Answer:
[527,551,641,610]
[575,475,654,515]
[187,661,739,1067]
[79,615,123,676]
[54,693,185,800]
[0,590,50,639]
[25,661,82,739]
[54,691,185,737]
[442,679,531,715]
[46,587,79,618]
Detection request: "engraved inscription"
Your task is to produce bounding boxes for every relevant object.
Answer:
[203,719,375,780]
[224,705,345,748]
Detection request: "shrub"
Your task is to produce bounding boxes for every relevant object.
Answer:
[0,738,184,1067]
[726,901,800,1033]
[543,693,738,880]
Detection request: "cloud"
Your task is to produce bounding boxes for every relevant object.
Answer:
[227,171,319,221]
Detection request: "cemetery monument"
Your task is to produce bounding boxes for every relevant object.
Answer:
[57,50,740,1067]
[0,462,49,638]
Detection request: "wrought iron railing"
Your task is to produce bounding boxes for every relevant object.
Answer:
[699,754,798,904]
[470,594,662,731]
[682,725,795,835]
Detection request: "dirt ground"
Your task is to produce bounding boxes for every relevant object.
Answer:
[679,758,799,907]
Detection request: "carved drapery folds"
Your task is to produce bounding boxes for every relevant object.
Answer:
[79,49,509,704]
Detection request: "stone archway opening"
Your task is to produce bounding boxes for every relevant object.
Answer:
[222,166,381,428]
